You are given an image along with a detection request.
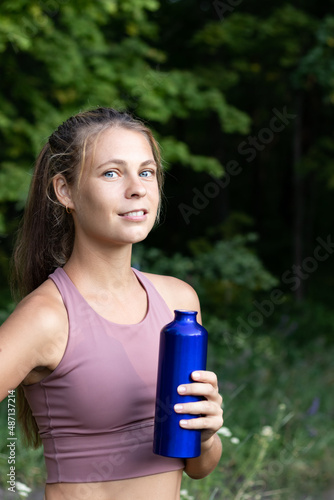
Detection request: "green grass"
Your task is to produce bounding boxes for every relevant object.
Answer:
[181,334,334,500]
[0,331,333,499]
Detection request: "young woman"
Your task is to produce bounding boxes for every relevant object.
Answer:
[0,107,223,500]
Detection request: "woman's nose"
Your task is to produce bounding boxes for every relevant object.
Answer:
[124,174,147,198]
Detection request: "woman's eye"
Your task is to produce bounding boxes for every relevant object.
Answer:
[139,170,153,178]
[104,171,118,179]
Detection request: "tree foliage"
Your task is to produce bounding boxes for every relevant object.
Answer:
[0,0,333,312]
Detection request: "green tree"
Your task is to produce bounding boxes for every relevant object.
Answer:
[0,0,251,298]
[185,3,334,300]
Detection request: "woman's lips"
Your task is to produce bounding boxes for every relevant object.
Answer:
[119,210,147,220]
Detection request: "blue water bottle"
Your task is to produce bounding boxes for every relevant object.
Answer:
[153,309,208,458]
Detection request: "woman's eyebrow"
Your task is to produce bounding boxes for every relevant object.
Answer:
[96,159,157,170]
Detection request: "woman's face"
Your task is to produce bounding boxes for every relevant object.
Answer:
[68,126,160,248]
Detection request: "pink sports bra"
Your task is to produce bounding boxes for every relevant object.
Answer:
[23,267,185,483]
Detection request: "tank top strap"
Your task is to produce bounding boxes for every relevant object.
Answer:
[48,267,88,317]
[131,267,174,324]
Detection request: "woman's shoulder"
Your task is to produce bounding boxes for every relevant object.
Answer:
[17,278,66,322]
[4,278,67,347]
[0,278,68,397]
[140,271,201,318]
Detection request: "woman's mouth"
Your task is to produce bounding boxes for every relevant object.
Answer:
[120,210,145,217]
[119,210,148,221]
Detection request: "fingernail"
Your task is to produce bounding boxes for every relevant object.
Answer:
[180,419,188,426]
[192,371,200,379]
[174,404,183,411]
[178,386,186,393]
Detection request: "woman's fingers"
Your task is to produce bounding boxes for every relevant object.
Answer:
[178,415,223,430]
[177,381,223,406]
[191,370,219,388]
[175,369,224,437]
[174,400,218,415]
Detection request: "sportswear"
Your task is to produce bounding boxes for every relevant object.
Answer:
[23,267,185,483]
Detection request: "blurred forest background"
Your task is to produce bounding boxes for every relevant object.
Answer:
[0,0,334,499]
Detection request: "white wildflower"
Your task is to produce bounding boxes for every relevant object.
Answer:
[180,489,194,500]
[278,403,286,411]
[217,426,232,437]
[16,482,32,498]
[260,425,274,439]
[230,437,240,444]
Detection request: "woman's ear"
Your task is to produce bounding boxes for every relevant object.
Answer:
[53,175,74,211]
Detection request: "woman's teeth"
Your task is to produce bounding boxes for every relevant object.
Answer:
[122,211,144,216]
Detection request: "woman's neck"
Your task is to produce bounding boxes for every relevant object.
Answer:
[63,240,136,293]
